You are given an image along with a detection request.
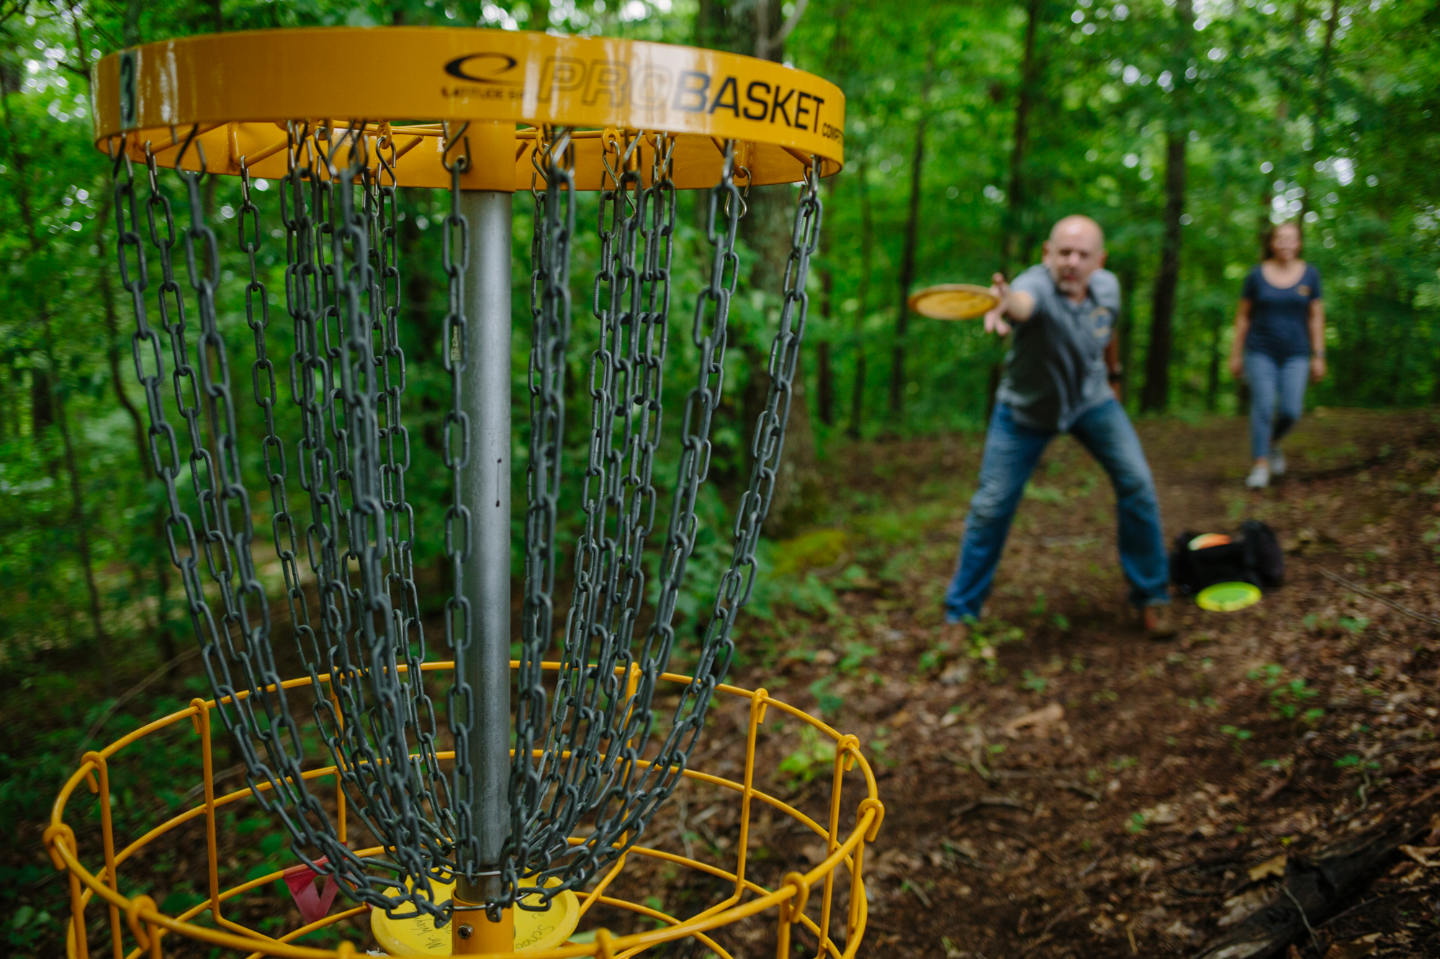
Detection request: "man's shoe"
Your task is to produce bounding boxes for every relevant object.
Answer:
[941,620,998,663]
[1269,448,1287,477]
[1245,462,1270,489]
[940,620,971,651]
[1142,605,1178,641]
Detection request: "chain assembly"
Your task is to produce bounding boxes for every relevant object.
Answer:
[110,121,826,921]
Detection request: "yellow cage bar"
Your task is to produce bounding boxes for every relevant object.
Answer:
[47,666,882,958]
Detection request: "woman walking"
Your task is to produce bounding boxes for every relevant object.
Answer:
[1227,222,1327,489]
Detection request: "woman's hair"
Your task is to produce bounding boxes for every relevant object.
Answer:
[1262,221,1302,259]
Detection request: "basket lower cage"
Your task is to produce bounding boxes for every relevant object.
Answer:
[46,665,883,958]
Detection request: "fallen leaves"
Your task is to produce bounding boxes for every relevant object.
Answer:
[1248,853,1288,882]
[1002,702,1065,737]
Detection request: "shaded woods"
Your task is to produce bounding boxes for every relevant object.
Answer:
[2,0,1438,956]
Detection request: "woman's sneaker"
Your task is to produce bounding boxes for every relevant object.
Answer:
[1245,462,1270,489]
[1269,448,1286,477]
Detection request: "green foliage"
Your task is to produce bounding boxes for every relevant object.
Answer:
[1302,612,1372,636]
[1220,724,1254,748]
[1334,753,1381,773]
[770,528,850,578]
[8,0,1428,737]
[807,675,845,719]
[1247,663,1325,723]
[2,2,1438,946]
[1425,518,1440,561]
[1020,669,1048,694]
[776,723,833,788]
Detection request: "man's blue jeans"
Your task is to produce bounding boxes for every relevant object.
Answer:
[943,399,1171,623]
[1244,350,1309,461]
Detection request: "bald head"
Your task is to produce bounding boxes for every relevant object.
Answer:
[1043,215,1108,301]
[1051,215,1105,249]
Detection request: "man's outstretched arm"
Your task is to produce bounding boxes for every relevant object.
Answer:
[983,271,1037,335]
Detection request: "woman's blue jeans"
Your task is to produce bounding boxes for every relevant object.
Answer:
[1244,350,1310,461]
[943,400,1171,623]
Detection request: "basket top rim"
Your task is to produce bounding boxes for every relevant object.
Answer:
[92,26,845,188]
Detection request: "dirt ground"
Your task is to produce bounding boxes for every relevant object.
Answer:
[715,406,1440,958]
[23,407,1439,959]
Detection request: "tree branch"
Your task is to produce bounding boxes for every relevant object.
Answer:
[757,0,809,59]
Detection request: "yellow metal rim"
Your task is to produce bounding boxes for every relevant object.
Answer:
[91,26,845,189]
[46,669,882,958]
[370,877,580,955]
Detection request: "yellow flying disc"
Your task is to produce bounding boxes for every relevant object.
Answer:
[1188,533,1232,550]
[1195,581,1261,612]
[907,283,999,321]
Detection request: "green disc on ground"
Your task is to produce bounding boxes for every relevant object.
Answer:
[1195,581,1261,612]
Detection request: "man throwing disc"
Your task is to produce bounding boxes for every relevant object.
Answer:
[943,215,1176,640]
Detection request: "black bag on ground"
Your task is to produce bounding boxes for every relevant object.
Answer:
[1170,520,1284,596]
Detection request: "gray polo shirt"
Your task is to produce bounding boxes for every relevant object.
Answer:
[995,264,1119,432]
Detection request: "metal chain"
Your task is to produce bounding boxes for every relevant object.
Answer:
[277,122,394,906]
[512,125,577,896]
[511,138,740,904]
[565,138,746,862]
[112,121,823,921]
[369,124,453,844]
[146,131,375,897]
[543,128,652,860]
[333,122,455,907]
[550,149,823,893]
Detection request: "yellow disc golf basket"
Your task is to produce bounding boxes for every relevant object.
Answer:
[45,24,883,959]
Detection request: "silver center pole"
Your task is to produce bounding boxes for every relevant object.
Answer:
[456,189,513,911]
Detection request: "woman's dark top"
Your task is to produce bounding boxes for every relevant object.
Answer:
[1242,262,1322,360]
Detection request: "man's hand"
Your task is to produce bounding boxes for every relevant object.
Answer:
[1310,355,1327,383]
[984,272,1012,336]
[1227,352,1244,379]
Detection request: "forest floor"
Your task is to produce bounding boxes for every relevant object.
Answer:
[704,405,1440,958]
[17,407,1440,959]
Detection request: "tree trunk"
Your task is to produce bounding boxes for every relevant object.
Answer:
[2,71,111,654]
[697,0,822,532]
[1115,260,1140,407]
[42,319,113,653]
[1298,0,1341,218]
[887,39,937,424]
[815,175,836,428]
[1141,130,1185,413]
[1002,0,1045,270]
[0,366,11,441]
[988,0,1046,423]
[67,0,173,659]
[1205,305,1223,412]
[1140,0,1193,414]
[123,0,141,44]
[200,0,224,215]
[848,153,872,440]
[753,0,819,533]
[30,367,55,436]
[695,0,738,54]
[96,198,177,658]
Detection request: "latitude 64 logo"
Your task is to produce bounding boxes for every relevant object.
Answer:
[441,49,840,142]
